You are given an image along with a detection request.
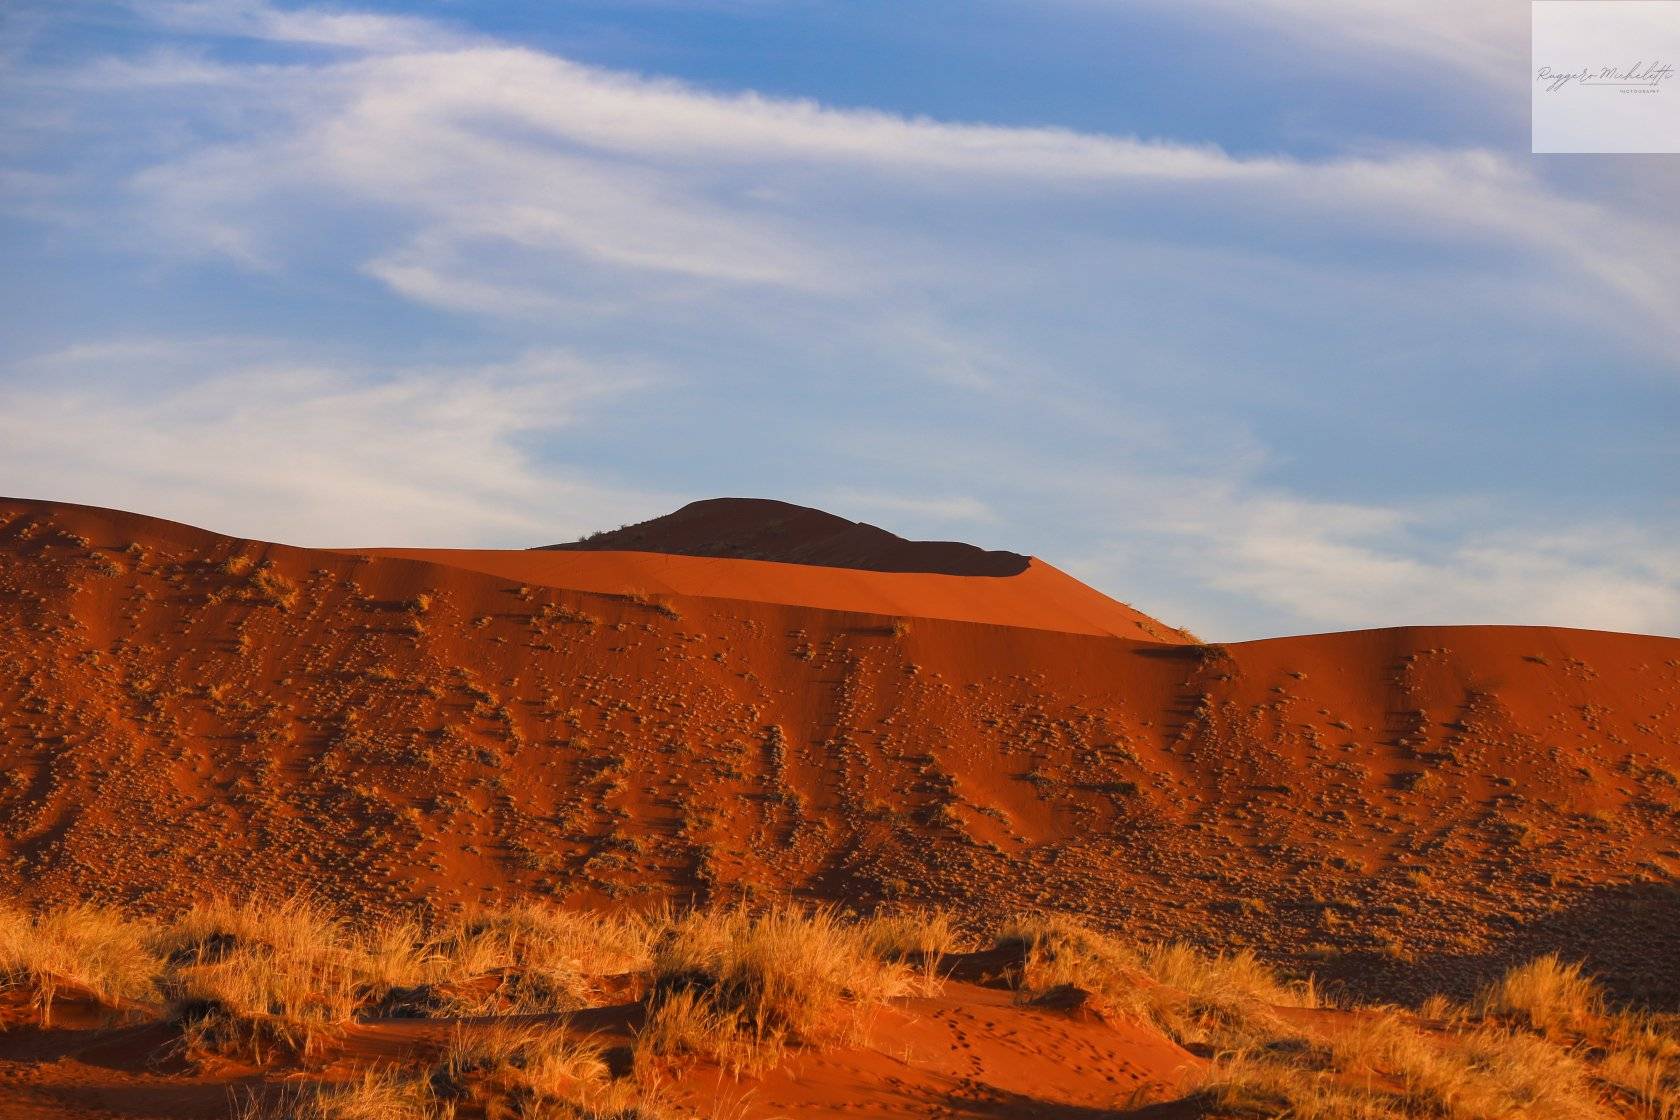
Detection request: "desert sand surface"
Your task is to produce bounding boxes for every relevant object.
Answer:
[351,548,1184,640]
[2,494,1678,1119]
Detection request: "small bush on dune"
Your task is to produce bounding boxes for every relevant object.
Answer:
[432,1024,615,1116]
[1473,953,1602,1035]
[0,904,161,1018]
[997,914,1311,1048]
[863,908,956,996]
[235,1068,440,1120]
[427,903,654,1016]
[156,898,360,1060]
[641,906,910,1071]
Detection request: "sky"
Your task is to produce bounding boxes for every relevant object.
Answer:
[1,0,1676,640]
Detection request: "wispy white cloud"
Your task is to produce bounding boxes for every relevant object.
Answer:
[1128,0,1524,81]
[63,20,1676,355]
[1068,476,1680,639]
[838,430,1680,639]
[139,0,475,53]
[0,341,672,546]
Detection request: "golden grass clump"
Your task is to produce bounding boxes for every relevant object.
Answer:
[862,908,956,996]
[424,902,654,1016]
[0,903,161,1018]
[1193,1014,1614,1119]
[996,913,1311,1048]
[235,1068,441,1120]
[1321,1012,1609,1120]
[640,906,911,1071]
[1473,953,1602,1035]
[240,1030,659,1120]
[8,894,1677,1120]
[1191,1051,1388,1120]
[1598,1011,1680,1119]
[432,1024,627,1117]
[156,897,360,1060]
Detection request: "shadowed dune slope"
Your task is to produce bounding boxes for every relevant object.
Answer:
[540,496,1030,574]
[2,496,1680,1009]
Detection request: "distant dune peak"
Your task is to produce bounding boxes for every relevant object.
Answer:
[539,496,1032,577]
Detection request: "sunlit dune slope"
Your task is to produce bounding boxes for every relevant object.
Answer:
[2,495,1680,1009]
[355,546,1186,640]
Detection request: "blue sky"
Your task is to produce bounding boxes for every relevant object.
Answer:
[2,0,1676,639]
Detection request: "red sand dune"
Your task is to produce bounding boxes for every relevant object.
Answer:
[2,495,1680,1118]
[4,495,1678,995]
[354,546,1187,640]
[355,497,1193,641]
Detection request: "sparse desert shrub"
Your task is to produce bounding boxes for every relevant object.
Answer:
[428,903,653,1016]
[863,909,956,996]
[0,904,161,1018]
[997,914,1311,1047]
[642,906,910,1070]
[235,1068,440,1120]
[251,564,300,609]
[156,897,359,1059]
[620,590,680,620]
[432,1024,612,1116]
[1474,954,1602,1035]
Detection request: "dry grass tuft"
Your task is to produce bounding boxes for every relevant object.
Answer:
[8,895,1675,1120]
[640,906,910,1072]
[235,1068,441,1120]
[1474,954,1602,1035]
[0,903,161,1019]
[997,913,1311,1048]
[1598,1011,1680,1119]
[426,903,653,1016]
[432,1023,621,1116]
[158,898,359,1060]
[863,909,956,996]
